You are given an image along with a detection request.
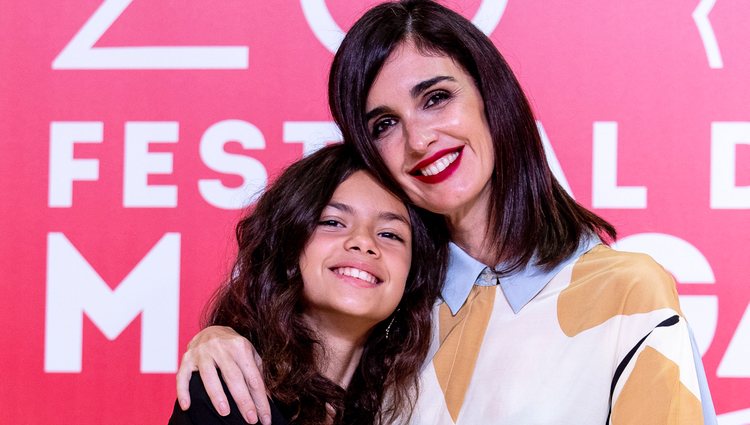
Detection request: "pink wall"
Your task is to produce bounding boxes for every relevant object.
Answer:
[1,0,748,423]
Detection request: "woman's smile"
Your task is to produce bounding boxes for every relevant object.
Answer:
[409,146,463,183]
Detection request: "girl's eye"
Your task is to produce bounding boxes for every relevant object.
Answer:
[379,231,405,242]
[319,219,343,228]
[371,117,397,138]
[425,90,451,108]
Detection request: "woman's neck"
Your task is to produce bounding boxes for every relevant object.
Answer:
[446,191,497,266]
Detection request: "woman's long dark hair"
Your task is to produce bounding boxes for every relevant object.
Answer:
[207,143,449,424]
[329,0,616,272]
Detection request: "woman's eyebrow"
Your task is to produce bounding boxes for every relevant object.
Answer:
[365,76,456,121]
[365,106,390,122]
[410,75,455,98]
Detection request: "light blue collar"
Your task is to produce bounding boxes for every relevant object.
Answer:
[442,236,600,315]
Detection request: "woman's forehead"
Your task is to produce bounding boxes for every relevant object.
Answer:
[367,43,468,102]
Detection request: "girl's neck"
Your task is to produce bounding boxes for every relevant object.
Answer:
[319,334,365,388]
[303,312,370,388]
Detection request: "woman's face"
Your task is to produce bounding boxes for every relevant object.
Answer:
[299,171,411,327]
[364,41,495,220]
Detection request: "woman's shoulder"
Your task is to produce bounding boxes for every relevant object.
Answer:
[572,244,676,290]
[556,244,683,336]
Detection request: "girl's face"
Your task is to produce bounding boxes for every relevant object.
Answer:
[364,41,495,220]
[299,171,412,327]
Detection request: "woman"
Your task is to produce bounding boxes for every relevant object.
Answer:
[178,1,716,424]
[169,143,448,424]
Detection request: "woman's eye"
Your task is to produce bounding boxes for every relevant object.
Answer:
[425,90,451,108]
[371,117,397,138]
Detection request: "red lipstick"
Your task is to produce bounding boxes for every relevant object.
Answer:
[410,147,463,184]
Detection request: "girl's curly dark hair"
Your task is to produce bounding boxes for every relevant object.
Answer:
[207,143,449,424]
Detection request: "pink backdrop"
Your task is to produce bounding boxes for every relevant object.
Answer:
[1,0,748,423]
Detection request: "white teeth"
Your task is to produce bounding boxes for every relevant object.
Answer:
[420,151,459,176]
[333,267,378,284]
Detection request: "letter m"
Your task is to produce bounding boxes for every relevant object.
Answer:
[44,232,180,373]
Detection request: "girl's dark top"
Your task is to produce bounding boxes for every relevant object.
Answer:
[168,372,290,425]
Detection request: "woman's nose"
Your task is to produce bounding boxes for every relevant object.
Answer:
[404,118,437,153]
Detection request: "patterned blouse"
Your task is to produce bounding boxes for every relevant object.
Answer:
[410,239,716,424]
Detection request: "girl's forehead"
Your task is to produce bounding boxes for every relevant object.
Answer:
[329,172,409,219]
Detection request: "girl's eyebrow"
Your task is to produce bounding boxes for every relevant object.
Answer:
[327,201,354,214]
[379,211,410,227]
[327,202,410,227]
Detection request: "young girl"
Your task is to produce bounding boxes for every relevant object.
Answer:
[169,143,448,424]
